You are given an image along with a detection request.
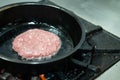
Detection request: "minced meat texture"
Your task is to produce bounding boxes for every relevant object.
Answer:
[12,29,61,59]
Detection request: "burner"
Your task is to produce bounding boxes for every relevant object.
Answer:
[0,63,85,80]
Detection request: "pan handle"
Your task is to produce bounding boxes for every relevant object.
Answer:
[38,0,59,6]
[40,0,48,2]
[38,0,52,3]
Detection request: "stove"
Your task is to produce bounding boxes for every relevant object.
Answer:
[0,0,120,79]
[0,14,120,80]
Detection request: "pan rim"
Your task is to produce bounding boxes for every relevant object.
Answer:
[0,2,86,64]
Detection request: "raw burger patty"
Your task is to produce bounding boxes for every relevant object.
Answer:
[12,29,61,59]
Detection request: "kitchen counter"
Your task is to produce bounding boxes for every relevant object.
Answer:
[0,0,120,80]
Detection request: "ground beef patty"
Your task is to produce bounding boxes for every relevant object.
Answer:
[12,29,61,59]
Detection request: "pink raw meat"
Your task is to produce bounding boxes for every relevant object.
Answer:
[12,29,61,59]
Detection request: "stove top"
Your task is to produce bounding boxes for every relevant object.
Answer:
[0,0,120,79]
[0,15,120,80]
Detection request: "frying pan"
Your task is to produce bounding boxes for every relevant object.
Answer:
[0,1,85,69]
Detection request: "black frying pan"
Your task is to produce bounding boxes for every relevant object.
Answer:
[0,1,85,66]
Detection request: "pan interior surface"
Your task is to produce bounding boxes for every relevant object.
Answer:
[0,4,83,64]
[0,23,73,62]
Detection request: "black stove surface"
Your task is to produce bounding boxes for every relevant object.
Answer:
[0,16,120,80]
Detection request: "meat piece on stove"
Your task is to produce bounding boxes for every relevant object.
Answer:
[12,29,61,59]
